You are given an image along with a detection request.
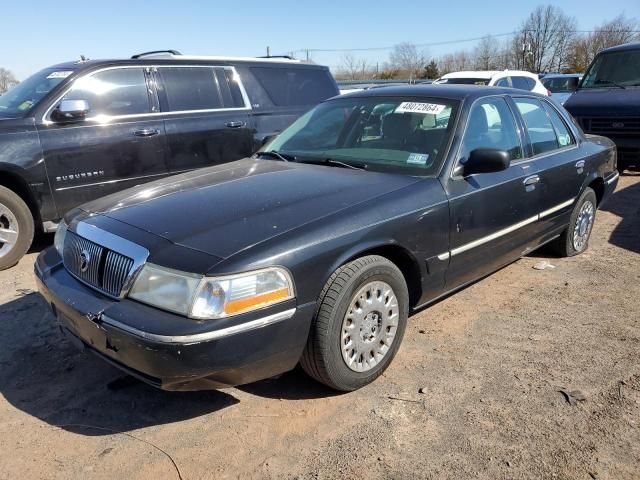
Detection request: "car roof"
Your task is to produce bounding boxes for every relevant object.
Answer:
[601,41,640,53]
[336,84,538,101]
[442,70,539,79]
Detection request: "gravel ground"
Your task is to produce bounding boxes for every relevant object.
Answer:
[0,174,638,480]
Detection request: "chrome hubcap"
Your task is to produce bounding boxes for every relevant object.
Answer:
[0,202,19,258]
[573,200,594,251]
[341,280,399,373]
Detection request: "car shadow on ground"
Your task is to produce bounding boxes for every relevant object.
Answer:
[601,174,640,255]
[0,292,338,436]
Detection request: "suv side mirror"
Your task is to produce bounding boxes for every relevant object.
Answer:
[51,99,90,122]
[462,148,510,176]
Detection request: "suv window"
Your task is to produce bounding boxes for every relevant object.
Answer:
[251,67,336,106]
[157,67,224,111]
[514,98,561,155]
[60,68,150,117]
[461,97,522,161]
[494,77,510,87]
[541,101,575,148]
[511,76,535,91]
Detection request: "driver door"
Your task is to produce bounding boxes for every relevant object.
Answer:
[37,67,168,217]
[442,96,541,289]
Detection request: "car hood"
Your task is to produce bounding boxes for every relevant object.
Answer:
[564,87,640,116]
[81,158,421,259]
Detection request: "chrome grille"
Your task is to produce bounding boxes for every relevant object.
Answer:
[63,231,134,298]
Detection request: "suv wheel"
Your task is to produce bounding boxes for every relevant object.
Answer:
[0,186,34,270]
[300,255,409,391]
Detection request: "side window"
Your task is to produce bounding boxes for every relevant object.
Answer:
[250,67,337,106]
[514,98,559,155]
[494,77,510,87]
[541,101,575,148]
[223,69,246,108]
[157,67,223,111]
[60,68,150,117]
[461,97,522,162]
[512,76,533,91]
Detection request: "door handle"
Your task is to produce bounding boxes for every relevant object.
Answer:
[133,128,159,137]
[225,121,246,129]
[523,175,540,186]
[575,160,585,173]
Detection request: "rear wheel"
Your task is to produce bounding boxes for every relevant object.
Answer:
[552,187,597,257]
[0,186,34,270]
[300,255,409,391]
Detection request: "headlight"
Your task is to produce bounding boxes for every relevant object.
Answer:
[54,220,68,256]
[128,265,294,319]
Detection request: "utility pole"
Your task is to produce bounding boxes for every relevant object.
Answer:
[306,49,309,61]
[266,46,270,57]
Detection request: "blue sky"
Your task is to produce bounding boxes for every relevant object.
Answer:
[2,0,638,79]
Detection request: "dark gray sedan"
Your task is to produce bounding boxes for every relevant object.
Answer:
[35,85,618,392]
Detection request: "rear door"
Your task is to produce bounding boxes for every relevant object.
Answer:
[443,96,541,289]
[512,97,584,235]
[38,67,168,216]
[154,66,253,173]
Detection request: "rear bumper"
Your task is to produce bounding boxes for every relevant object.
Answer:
[35,247,315,391]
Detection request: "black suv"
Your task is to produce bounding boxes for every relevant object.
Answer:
[0,51,339,269]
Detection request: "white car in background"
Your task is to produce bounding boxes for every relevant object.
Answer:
[434,70,550,96]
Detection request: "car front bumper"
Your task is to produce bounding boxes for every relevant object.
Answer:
[35,247,315,391]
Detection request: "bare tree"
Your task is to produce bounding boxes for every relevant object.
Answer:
[336,53,372,80]
[388,42,427,80]
[568,14,640,72]
[473,36,500,70]
[518,5,577,72]
[0,68,18,94]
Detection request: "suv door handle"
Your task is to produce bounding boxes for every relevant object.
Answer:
[133,128,159,137]
[225,121,246,129]
[523,174,540,186]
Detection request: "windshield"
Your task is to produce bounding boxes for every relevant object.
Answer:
[0,68,73,118]
[263,96,459,176]
[436,78,490,86]
[581,50,640,89]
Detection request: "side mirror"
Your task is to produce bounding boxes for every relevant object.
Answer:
[461,148,510,176]
[51,99,90,122]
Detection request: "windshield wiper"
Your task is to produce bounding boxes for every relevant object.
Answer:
[325,158,367,170]
[593,79,626,89]
[257,150,296,162]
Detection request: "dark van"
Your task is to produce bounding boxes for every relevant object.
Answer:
[564,42,640,172]
[0,51,339,269]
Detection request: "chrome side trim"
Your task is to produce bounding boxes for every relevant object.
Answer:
[451,215,539,257]
[54,169,191,192]
[102,308,297,344]
[606,171,620,185]
[437,252,450,261]
[538,197,575,219]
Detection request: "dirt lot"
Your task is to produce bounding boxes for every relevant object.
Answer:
[0,174,638,480]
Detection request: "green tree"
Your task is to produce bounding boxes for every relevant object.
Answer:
[421,60,440,79]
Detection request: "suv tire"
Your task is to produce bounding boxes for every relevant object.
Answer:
[0,186,34,270]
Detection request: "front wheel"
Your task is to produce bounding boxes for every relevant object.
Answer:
[552,187,597,257]
[300,255,409,391]
[0,186,35,270]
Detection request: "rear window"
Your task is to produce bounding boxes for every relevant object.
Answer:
[250,67,337,106]
[511,76,536,91]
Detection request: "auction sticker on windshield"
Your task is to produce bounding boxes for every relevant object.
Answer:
[46,71,73,79]
[395,102,446,115]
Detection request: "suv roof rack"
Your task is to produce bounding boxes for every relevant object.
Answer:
[131,50,182,59]
[256,55,296,60]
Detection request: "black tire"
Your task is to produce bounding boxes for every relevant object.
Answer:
[552,187,597,257]
[0,186,35,270]
[300,255,409,391]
